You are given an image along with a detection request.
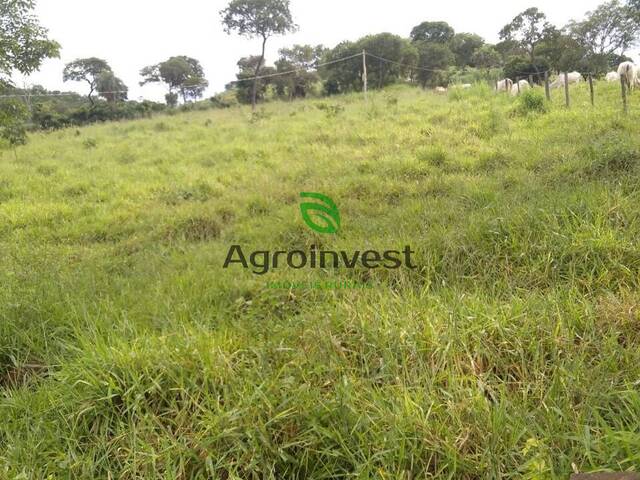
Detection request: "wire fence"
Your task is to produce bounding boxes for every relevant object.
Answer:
[1,50,634,114]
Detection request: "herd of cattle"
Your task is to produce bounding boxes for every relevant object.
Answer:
[435,61,640,95]
[494,61,640,96]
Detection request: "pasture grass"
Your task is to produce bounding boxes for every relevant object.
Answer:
[1,80,640,478]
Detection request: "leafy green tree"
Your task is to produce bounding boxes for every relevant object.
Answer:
[415,42,454,87]
[449,33,484,67]
[503,56,549,83]
[96,71,128,103]
[318,41,362,94]
[0,0,58,149]
[0,100,28,157]
[220,0,297,110]
[537,31,588,73]
[410,21,455,44]
[165,93,178,108]
[499,8,556,62]
[359,33,418,88]
[629,0,640,19]
[234,56,276,104]
[0,0,59,79]
[63,58,112,105]
[273,45,325,99]
[140,56,208,105]
[567,0,639,65]
[472,44,501,73]
[320,34,417,94]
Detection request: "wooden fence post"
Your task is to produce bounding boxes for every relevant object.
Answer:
[529,74,534,86]
[564,72,570,108]
[544,71,550,101]
[362,49,368,101]
[517,78,520,94]
[588,74,594,106]
[621,76,628,114]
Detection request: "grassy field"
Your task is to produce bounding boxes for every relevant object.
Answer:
[2,81,640,479]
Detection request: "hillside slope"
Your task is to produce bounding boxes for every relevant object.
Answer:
[2,83,640,478]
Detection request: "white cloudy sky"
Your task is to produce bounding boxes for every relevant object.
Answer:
[13,0,624,101]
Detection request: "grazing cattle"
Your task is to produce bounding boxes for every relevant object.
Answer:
[550,72,583,89]
[605,71,620,82]
[510,79,530,96]
[435,86,447,93]
[461,83,472,89]
[496,78,513,92]
[617,61,637,91]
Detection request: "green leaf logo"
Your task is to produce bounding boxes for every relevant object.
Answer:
[300,192,341,234]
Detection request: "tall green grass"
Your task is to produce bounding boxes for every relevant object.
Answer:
[1,81,640,478]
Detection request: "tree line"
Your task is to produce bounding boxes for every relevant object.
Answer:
[1,0,640,146]
[223,0,640,107]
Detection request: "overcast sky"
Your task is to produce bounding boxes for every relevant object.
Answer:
[14,0,623,102]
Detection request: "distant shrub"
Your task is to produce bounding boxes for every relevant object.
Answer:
[31,100,166,131]
[210,92,238,109]
[514,90,548,115]
[0,100,28,150]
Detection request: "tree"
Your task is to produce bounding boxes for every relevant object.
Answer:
[0,0,59,79]
[234,56,276,104]
[567,1,639,63]
[319,33,418,94]
[359,33,418,88]
[220,0,297,110]
[318,41,362,95]
[96,71,128,103]
[449,33,484,68]
[0,0,58,150]
[415,42,454,87]
[629,0,640,19]
[503,56,550,84]
[499,8,556,62]
[140,56,208,105]
[0,100,28,158]
[63,58,112,105]
[410,21,455,44]
[472,45,501,73]
[537,31,588,73]
[273,45,325,99]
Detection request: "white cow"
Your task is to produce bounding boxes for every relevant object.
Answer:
[605,71,620,82]
[435,86,447,93]
[618,61,637,92]
[550,72,583,89]
[496,78,513,92]
[461,83,472,89]
[510,79,530,96]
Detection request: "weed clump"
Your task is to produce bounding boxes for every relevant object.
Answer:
[315,102,344,118]
[165,216,221,242]
[82,138,97,149]
[583,132,640,176]
[416,145,448,167]
[513,90,548,116]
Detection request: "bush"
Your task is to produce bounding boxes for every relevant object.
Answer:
[0,100,29,149]
[514,90,548,116]
[30,100,167,130]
